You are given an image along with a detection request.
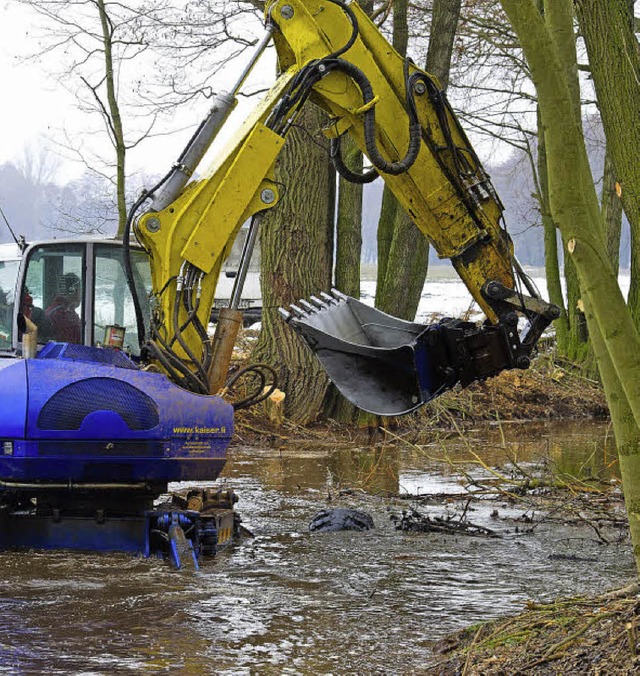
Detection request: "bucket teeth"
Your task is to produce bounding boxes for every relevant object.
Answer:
[331,288,347,300]
[319,292,338,305]
[288,303,306,318]
[309,295,327,309]
[279,291,343,321]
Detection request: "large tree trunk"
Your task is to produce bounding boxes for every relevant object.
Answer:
[574,0,640,327]
[252,104,334,423]
[500,0,640,573]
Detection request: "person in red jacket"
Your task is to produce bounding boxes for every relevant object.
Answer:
[45,272,82,344]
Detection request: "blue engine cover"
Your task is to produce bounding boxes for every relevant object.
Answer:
[0,345,234,484]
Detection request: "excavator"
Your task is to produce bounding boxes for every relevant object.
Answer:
[0,0,558,567]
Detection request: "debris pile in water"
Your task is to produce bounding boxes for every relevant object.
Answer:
[390,507,499,538]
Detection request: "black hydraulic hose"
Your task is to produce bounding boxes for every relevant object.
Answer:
[267,0,358,133]
[330,58,418,182]
[146,339,206,393]
[172,275,210,389]
[123,191,154,350]
[329,136,379,184]
[149,320,209,394]
[178,276,212,374]
[412,72,466,177]
[224,363,278,410]
[324,0,359,59]
[272,56,422,179]
[181,267,212,360]
[328,58,422,176]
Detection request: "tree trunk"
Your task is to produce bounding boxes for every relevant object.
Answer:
[97,0,127,236]
[379,210,429,319]
[335,136,363,297]
[500,0,640,573]
[537,108,569,349]
[328,135,365,423]
[564,242,589,361]
[375,0,412,316]
[575,0,640,328]
[376,0,461,319]
[252,103,334,423]
[375,188,397,304]
[425,0,462,90]
[538,0,589,362]
[601,149,623,277]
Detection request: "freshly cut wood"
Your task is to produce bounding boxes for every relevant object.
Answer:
[263,387,286,426]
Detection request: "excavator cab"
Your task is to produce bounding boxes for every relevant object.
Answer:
[8,239,152,356]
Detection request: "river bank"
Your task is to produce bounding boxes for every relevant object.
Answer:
[235,350,609,443]
[427,583,640,674]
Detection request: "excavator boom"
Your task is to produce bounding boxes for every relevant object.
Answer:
[0,0,560,561]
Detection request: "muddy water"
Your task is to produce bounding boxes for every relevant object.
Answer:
[0,421,635,674]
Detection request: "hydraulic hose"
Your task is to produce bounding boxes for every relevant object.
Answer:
[330,136,379,184]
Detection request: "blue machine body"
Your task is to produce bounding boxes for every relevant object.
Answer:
[0,343,234,485]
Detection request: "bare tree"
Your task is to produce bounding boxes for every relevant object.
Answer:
[18,0,274,236]
[18,0,168,234]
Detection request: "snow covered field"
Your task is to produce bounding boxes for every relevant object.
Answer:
[362,268,630,324]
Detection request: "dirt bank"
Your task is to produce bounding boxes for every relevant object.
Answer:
[427,584,640,675]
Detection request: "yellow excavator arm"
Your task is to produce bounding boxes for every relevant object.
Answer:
[130,0,558,412]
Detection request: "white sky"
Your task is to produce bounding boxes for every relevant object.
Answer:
[0,2,76,167]
[0,1,277,185]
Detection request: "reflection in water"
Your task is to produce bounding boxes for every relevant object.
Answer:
[0,422,633,674]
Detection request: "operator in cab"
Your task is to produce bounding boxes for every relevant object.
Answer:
[45,272,82,344]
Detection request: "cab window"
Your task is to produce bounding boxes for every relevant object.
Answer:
[0,259,20,349]
[93,245,151,356]
[21,245,84,345]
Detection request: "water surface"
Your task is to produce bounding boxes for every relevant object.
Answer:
[0,421,633,674]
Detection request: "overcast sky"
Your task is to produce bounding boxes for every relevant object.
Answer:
[0,2,76,168]
[0,1,278,185]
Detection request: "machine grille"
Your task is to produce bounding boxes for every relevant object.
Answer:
[37,378,160,431]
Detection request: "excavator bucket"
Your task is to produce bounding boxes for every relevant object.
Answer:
[280,290,451,416]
